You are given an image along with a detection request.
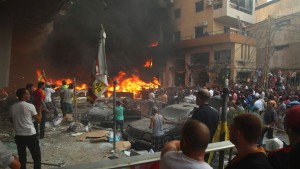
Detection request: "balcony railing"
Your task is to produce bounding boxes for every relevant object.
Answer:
[179,28,246,41]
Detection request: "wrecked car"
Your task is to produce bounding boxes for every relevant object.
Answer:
[123,103,198,150]
[82,98,142,128]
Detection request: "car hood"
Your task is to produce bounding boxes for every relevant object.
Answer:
[129,118,175,132]
[88,106,113,116]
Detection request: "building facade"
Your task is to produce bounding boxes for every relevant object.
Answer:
[250,0,300,86]
[164,0,257,87]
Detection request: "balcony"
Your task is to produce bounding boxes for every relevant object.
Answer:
[174,29,256,49]
[213,0,254,25]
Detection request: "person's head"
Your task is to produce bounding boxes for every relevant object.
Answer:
[68,83,74,89]
[229,114,262,146]
[62,80,67,85]
[25,83,34,93]
[116,100,121,106]
[253,107,259,114]
[180,120,210,155]
[16,88,30,102]
[46,82,51,87]
[152,106,159,114]
[37,81,45,89]
[284,105,300,145]
[267,100,276,109]
[196,89,210,106]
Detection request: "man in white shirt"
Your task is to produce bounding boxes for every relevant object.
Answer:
[254,96,265,114]
[9,88,42,169]
[160,120,212,169]
[44,82,58,117]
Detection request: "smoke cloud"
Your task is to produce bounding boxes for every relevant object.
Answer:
[42,0,172,81]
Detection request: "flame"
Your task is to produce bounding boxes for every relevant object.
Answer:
[35,70,88,91]
[107,71,160,97]
[144,59,153,68]
[148,41,158,47]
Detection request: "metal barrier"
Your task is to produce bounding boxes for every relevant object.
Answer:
[54,141,234,169]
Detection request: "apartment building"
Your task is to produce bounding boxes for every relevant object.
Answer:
[250,0,300,86]
[164,0,257,87]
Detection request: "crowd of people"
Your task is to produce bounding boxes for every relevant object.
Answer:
[156,86,300,169]
[0,77,75,169]
[1,73,300,169]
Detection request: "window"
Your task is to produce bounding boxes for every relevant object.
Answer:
[195,26,204,38]
[241,45,244,59]
[274,45,289,51]
[174,8,181,19]
[195,0,204,12]
[174,31,181,42]
[248,45,251,60]
[214,0,223,9]
[214,50,231,64]
[224,26,230,33]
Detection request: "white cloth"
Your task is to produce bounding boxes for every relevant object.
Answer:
[9,101,37,136]
[44,87,55,102]
[183,95,196,104]
[254,100,264,111]
[160,151,212,169]
[209,90,214,97]
[0,141,14,168]
[149,92,155,101]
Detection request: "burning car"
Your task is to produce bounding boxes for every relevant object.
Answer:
[123,103,198,150]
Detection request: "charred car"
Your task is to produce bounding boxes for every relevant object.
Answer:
[123,103,198,150]
[81,98,142,128]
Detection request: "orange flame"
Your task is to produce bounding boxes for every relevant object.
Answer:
[107,71,160,97]
[35,70,88,91]
[148,41,158,47]
[144,59,153,68]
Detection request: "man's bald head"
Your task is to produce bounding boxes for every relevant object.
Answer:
[181,120,210,154]
[196,89,210,105]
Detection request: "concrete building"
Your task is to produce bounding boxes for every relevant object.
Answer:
[249,0,300,86]
[164,0,257,87]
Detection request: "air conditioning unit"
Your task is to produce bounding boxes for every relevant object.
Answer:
[207,0,213,6]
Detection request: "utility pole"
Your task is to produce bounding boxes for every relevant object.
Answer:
[263,15,272,89]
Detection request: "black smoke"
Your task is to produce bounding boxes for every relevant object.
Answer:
[42,0,173,82]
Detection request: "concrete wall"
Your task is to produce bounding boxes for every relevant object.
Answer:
[172,0,214,39]
[255,0,300,23]
[0,6,12,88]
[251,13,300,70]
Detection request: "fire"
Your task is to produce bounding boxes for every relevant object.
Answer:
[148,41,158,47]
[144,59,153,68]
[36,70,88,91]
[107,71,160,97]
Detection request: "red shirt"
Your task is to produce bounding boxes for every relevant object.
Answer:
[33,89,45,110]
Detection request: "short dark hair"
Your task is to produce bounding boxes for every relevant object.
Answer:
[37,82,45,88]
[25,83,34,90]
[233,114,262,144]
[68,83,74,89]
[62,80,67,85]
[116,100,121,106]
[181,120,210,152]
[16,88,27,100]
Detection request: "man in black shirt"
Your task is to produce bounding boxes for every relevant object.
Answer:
[226,114,273,169]
[191,89,219,142]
